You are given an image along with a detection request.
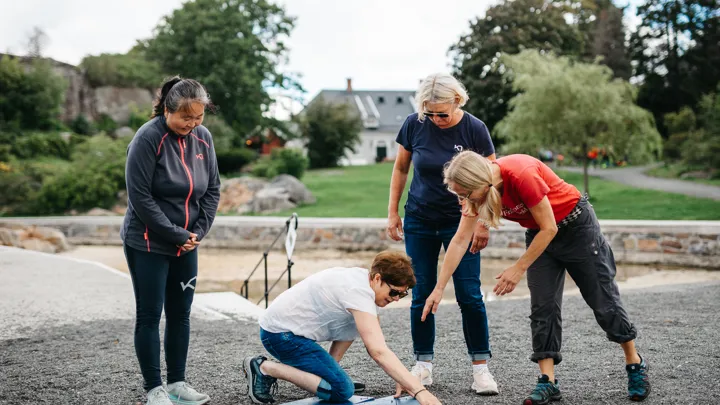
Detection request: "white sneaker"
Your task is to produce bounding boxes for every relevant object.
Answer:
[146,386,173,405]
[166,381,210,405]
[472,367,499,395]
[410,363,433,386]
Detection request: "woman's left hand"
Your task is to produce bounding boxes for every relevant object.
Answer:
[421,288,444,321]
[493,263,525,296]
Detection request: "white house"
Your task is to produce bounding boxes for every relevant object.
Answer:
[304,78,417,165]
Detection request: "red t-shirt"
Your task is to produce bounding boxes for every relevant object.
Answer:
[496,155,581,229]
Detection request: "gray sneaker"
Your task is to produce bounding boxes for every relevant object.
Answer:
[166,382,210,405]
[146,386,173,405]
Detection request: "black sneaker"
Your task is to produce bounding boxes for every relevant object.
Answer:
[523,375,562,405]
[243,355,278,404]
[626,356,650,401]
[353,381,366,393]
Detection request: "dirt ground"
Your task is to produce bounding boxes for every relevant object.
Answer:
[60,246,720,307]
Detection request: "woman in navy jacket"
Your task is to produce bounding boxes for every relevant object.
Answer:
[121,76,220,405]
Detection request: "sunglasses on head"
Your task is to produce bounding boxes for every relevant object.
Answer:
[388,285,409,299]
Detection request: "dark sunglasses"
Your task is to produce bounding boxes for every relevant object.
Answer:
[423,111,450,118]
[388,285,409,299]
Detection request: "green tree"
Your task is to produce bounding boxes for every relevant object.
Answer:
[673,90,720,174]
[142,0,299,136]
[297,97,362,169]
[496,50,662,196]
[450,0,584,140]
[630,0,720,136]
[590,4,632,80]
[0,56,66,130]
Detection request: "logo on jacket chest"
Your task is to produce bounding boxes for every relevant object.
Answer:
[196,153,204,160]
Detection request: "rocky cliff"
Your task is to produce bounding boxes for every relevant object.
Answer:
[2,53,154,124]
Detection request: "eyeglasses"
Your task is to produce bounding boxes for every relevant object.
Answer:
[447,186,472,203]
[388,285,409,299]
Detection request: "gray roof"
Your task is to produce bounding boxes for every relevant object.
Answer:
[307,89,417,132]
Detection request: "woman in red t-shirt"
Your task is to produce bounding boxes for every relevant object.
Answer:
[420,151,651,404]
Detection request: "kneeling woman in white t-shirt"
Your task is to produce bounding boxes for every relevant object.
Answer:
[243,250,442,405]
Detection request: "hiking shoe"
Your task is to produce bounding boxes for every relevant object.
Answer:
[166,382,210,405]
[472,367,499,395]
[627,356,651,401]
[523,375,562,405]
[243,355,278,404]
[146,386,173,405]
[411,362,433,386]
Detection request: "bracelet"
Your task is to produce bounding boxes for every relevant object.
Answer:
[476,218,491,229]
[413,388,428,398]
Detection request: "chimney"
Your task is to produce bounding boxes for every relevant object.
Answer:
[346,77,353,93]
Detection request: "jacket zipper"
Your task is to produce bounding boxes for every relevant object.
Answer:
[144,225,150,252]
[178,137,194,256]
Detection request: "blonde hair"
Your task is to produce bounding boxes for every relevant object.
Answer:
[443,151,503,228]
[415,73,469,122]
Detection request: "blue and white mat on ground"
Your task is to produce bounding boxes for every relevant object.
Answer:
[282,395,420,404]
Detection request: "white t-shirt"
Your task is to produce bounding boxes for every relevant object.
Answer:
[259,267,378,342]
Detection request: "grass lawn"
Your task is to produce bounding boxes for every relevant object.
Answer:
[645,164,720,187]
[261,163,720,220]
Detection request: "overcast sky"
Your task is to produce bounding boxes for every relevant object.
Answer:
[0,0,641,115]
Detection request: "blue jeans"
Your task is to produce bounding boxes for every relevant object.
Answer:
[403,214,491,361]
[260,328,354,403]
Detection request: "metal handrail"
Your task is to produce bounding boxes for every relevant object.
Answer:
[240,213,298,308]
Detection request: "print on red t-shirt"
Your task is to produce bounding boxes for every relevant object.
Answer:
[496,155,581,229]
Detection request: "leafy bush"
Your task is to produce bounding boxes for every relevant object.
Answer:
[96,113,118,134]
[203,115,239,152]
[127,104,151,130]
[251,148,308,179]
[80,52,163,89]
[0,144,11,161]
[251,156,279,179]
[216,148,257,175]
[33,135,129,214]
[11,131,72,160]
[0,56,66,131]
[69,114,95,135]
[0,169,41,215]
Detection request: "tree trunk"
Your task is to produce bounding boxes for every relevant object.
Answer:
[583,141,590,198]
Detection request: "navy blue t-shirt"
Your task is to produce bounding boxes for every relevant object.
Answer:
[396,112,495,223]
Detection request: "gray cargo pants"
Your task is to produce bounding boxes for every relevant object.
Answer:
[525,198,637,365]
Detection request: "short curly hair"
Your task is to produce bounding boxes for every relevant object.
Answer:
[369,250,416,288]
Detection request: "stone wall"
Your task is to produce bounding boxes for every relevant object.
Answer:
[3,217,719,269]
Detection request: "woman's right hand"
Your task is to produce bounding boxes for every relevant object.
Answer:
[180,232,200,252]
[387,212,404,241]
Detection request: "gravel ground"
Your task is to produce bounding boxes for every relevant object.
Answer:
[2,281,719,405]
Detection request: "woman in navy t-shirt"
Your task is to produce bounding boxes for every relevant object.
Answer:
[387,73,499,394]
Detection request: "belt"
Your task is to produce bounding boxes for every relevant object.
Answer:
[557,201,583,229]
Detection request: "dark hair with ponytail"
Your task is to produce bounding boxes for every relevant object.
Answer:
[151,76,213,118]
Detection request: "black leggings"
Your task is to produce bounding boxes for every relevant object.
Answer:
[124,244,198,391]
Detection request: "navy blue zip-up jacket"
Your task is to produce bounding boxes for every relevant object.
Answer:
[120,116,221,256]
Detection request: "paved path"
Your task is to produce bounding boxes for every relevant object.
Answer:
[2,247,720,404]
[562,165,720,200]
[0,247,226,340]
